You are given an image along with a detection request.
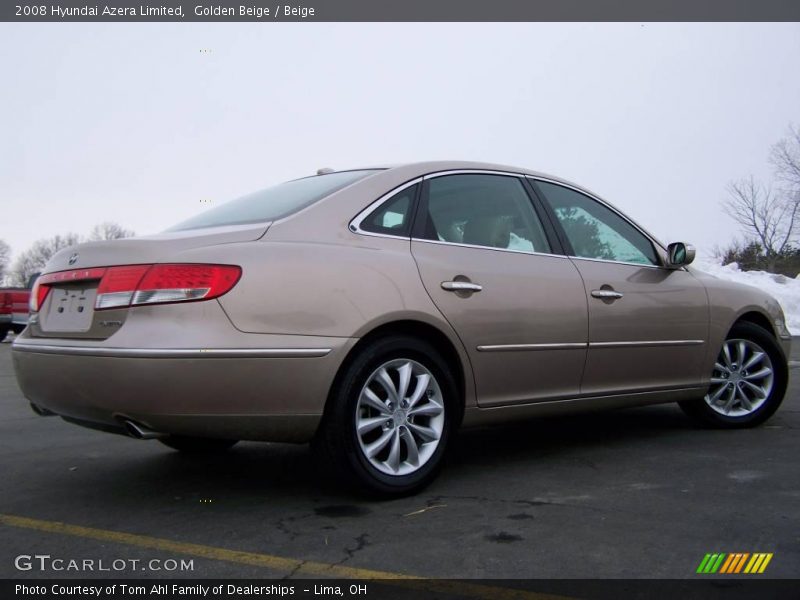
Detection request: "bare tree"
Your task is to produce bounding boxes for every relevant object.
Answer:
[722,177,799,272]
[770,124,800,194]
[0,240,10,284]
[88,222,135,241]
[10,233,80,286]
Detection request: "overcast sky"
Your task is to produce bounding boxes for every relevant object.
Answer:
[1,23,799,263]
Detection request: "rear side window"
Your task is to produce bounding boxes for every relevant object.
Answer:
[168,170,379,232]
[419,174,551,253]
[360,184,418,236]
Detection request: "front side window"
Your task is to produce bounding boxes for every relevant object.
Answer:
[419,174,551,253]
[536,181,659,266]
[168,170,379,232]
[360,184,418,236]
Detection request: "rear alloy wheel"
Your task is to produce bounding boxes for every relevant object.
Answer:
[314,335,457,496]
[159,436,238,453]
[680,322,787,428]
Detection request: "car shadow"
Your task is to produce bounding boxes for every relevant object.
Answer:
[30,403,705,512]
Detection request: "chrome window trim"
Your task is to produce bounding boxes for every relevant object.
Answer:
[422,169,526,179]
[527,175,670,268]
[411,237,569,260]
[568,255,666,270]
[11,343,331,359]
[349,177,422,239]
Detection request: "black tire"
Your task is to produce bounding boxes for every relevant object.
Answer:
[0,325,9,342]
[12,324,25,334]
[679,322,787,428]
[159,436,238,453]
[313,334,459,496]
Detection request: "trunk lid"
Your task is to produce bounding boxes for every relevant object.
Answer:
[43,223,268,273]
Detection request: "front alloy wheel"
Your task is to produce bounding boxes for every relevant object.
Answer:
[680,322,787,428]
[704,338,774,417]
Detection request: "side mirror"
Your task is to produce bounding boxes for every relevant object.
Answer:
[667,242,695,268]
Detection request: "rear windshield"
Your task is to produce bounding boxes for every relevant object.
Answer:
[167,169,379,231]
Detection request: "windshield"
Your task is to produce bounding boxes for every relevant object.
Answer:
[167,170,380,231]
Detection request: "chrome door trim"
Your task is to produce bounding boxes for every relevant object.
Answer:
[476,340,705,352]
[477,343,587,352]
[11,343,332,359]
[588,340,705,349]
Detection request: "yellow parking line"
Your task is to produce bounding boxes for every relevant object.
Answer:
[0,513,571,600]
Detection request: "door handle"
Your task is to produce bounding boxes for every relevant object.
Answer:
[441,281,483,293]
[591,289,623,300]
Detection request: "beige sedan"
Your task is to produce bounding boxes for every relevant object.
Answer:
[12,161,790,495]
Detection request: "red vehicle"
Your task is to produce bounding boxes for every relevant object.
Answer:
[0,274,37,341]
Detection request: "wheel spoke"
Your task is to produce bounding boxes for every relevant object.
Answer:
[396,362,412,402]
[408,401,443,418]
[722,343,734,369]
[737,340,747,367]
[401,427,420,467]
[375,368,399,404]
[742,380,767,399]
[385,429,401,472]
[365,428,394,458]
[714,362,728,373]
[361,388,392,415]
[742,351,764,371]
[744,367,772,381]
[722,385,737,414]
[737,386,753,411]
[709,376,728,384]
[407,422,438,443]
[707,384,728,404]
[357,415,391,435]
[407,373,431,410]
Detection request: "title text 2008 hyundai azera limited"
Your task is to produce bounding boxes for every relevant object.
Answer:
[12,162,790,494]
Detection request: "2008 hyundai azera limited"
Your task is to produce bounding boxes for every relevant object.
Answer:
[12,161,791,494]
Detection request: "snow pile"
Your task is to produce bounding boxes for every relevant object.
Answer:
[694,258,800,334]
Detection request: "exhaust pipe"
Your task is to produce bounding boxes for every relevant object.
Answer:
[123,419,167,440]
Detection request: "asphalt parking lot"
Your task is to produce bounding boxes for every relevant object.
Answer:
[1,336,798,584]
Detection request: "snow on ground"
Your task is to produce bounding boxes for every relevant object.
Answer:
[694,258,800,334]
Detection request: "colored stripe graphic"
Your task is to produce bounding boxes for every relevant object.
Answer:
[719,554,735,573]
[699,552,773,574]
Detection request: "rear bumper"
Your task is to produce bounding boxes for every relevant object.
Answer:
[12,335,355,443]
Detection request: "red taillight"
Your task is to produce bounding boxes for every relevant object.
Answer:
[29,264,241,313]
[95,265,150,310]
[130,264,241,308]
[30,268,107,312]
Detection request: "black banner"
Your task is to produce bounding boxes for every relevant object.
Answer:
[3,0,800,22]
[4,579,800,600]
